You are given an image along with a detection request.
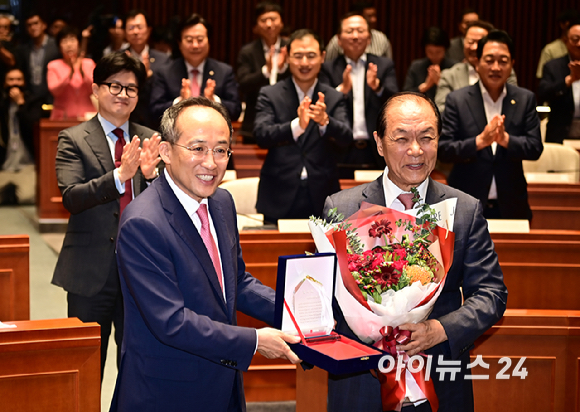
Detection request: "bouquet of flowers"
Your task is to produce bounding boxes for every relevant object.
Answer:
[309,189,456,411]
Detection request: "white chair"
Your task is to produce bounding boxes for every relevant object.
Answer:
[523,143,580,183]
[219,177,260,214]
[354,170,383,182]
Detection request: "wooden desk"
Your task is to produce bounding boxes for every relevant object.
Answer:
[231,144,267,178]
[0,318,101,412]
[37,119,79,223]
[0,235,29,320]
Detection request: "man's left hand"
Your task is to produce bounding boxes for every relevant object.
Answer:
[495,115,509,148]
[140,133,162,179]
[396,319,448,357]
[309,91,329,126]
[366,62,380,92]
[204,79,216,100]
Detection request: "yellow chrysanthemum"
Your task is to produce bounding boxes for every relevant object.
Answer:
[406,265,433,285]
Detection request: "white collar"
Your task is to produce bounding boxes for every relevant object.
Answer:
[164,168,207,217]
[185,59,206,75]
[478,81,507,104]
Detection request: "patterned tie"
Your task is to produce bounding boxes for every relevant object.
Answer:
[197,203,223,291]
[190,68,200,97]
[113,128,132,214]
[397,193,416,210]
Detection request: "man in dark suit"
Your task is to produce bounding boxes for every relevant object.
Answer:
[538,20,580,143]
[0,68,36,204]
[439,30,543,220]
[110,97,300,412]
[319,12,398,178]
[324,92,507,412]
[123,9,169,128]
[150,14,241,124]
[52,52,162,378]
[236,1,290,143]
[254,29,352,223]
[15,13,60,121]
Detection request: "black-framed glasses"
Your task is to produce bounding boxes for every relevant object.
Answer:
[100,82,139,98]
[173,143,233,162]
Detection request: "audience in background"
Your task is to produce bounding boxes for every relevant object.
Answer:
[103,17,129,57]
[0,68,36,205]
[319,11,397,178]
[435,20,518,112]
[325,1,393,61]
[404,26,456,101]
[151,14,241,124]
[48,17,67,38]
[439,30,542,220]
[446,8,479,63]
[538,19,580,143]
[537,10,580,79]
[47,26,96,120]
[0,14,16,85]
[237,1,289,144]
[254,29,351,223]
[15,13,60,120]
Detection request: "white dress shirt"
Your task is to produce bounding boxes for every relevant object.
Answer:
[381,166,429,406]
[345,54,369,140]
[479,82,507,200]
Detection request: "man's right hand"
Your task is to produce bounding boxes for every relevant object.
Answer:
[9,87,24,105]
[567,61,580,85]
[257,327,301,364]
[338,65,352,95]
[297,96,312,130]
[117,136,141,184]
[476,115,502,150]
[180,78,192,100]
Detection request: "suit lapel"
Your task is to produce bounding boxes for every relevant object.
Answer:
[157,174,228,310]
[208,196,236,319]
[84,116,116,172]
[425,178,447,205]
[252,40,266,67]
[501,85,517,134]
[466,84,493,159]
[362,177,386,207]
[202,59,215,95]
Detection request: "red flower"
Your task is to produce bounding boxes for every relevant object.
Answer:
[392,246,407,260]
[369,219,392,238]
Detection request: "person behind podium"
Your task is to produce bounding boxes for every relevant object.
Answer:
[323,92,507,411]
[52,51,161,380]
[110,96,301,412]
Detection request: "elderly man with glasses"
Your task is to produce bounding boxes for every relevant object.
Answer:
[52,52,161,379]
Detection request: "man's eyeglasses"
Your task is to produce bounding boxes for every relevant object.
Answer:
[173,143,233,162]
[100,82,139,98]
[289,52,320,61]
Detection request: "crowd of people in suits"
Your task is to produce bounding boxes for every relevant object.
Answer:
[4,2,576,410]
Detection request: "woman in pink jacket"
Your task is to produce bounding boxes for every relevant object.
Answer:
[47,26,96,120]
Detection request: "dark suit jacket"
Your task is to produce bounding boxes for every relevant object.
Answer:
[150,56,241,122]
[52,116,156,297]
[236,38,290,136]
[323,177,507,412]
[127,48,169,130]
[15,36,60,109]
[538,55,575,143]
[254,77,352,220]
[0,90,36,164]
[402,57,457,101]
[439,83,543,220]
[109,173,275,412]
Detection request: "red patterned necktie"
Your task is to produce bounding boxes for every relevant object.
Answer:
[397,193,416,210]
[113,128,132,214]
[197,203,223,291]
[190,68,200,97]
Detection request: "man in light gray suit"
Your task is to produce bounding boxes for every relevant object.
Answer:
[52,52,161,379]
[435,20,517,112]
[324,92,507,412]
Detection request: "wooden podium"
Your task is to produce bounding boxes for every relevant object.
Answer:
[0,318,101,411]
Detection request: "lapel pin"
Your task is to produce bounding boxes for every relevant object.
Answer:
[209,70,214,76]
[151,57,155,63]
[511,99,515,105]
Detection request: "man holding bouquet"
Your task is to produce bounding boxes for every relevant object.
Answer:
[323,91,507,412]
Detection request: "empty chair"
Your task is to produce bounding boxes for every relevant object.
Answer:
[523,143,580,183]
